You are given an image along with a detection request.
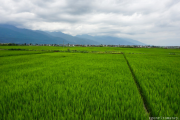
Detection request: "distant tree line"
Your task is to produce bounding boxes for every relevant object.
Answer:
[0,43,180,49]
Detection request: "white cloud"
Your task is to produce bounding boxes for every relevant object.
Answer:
[0,0,180,45]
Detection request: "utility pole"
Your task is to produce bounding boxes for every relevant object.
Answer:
[63,41,64,48]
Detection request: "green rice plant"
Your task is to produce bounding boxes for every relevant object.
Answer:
[0,52,148,119]
[125,54,180,118]
[1,46,180,55]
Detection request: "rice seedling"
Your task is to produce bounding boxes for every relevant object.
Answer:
[0,52,148,119]
[125,54,180,118]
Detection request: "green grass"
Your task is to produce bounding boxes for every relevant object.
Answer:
[0,52,148,120]
[125,54,180,117]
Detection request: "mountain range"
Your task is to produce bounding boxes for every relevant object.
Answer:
[0,24,145,45]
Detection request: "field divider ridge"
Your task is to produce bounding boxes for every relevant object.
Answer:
[122,53,152,119]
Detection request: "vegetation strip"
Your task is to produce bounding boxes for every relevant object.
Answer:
[0,51,53,57]
[123,53,151,117]
[0,52,50,57]
[1,46,180,55]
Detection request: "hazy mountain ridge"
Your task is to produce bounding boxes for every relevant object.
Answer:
[0,24,67,44]
[0,24,145,45]
[46,32,99,45]
[76,35,145,45]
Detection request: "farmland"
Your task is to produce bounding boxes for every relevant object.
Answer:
[0,46,180,120]
[125,54,180,117]
[1,45,180,54]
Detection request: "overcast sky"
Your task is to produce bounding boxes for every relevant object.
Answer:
[0,0,180,45]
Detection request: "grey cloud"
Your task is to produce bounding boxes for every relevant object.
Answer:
[65,0,94,14]
[165,0,180,8]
